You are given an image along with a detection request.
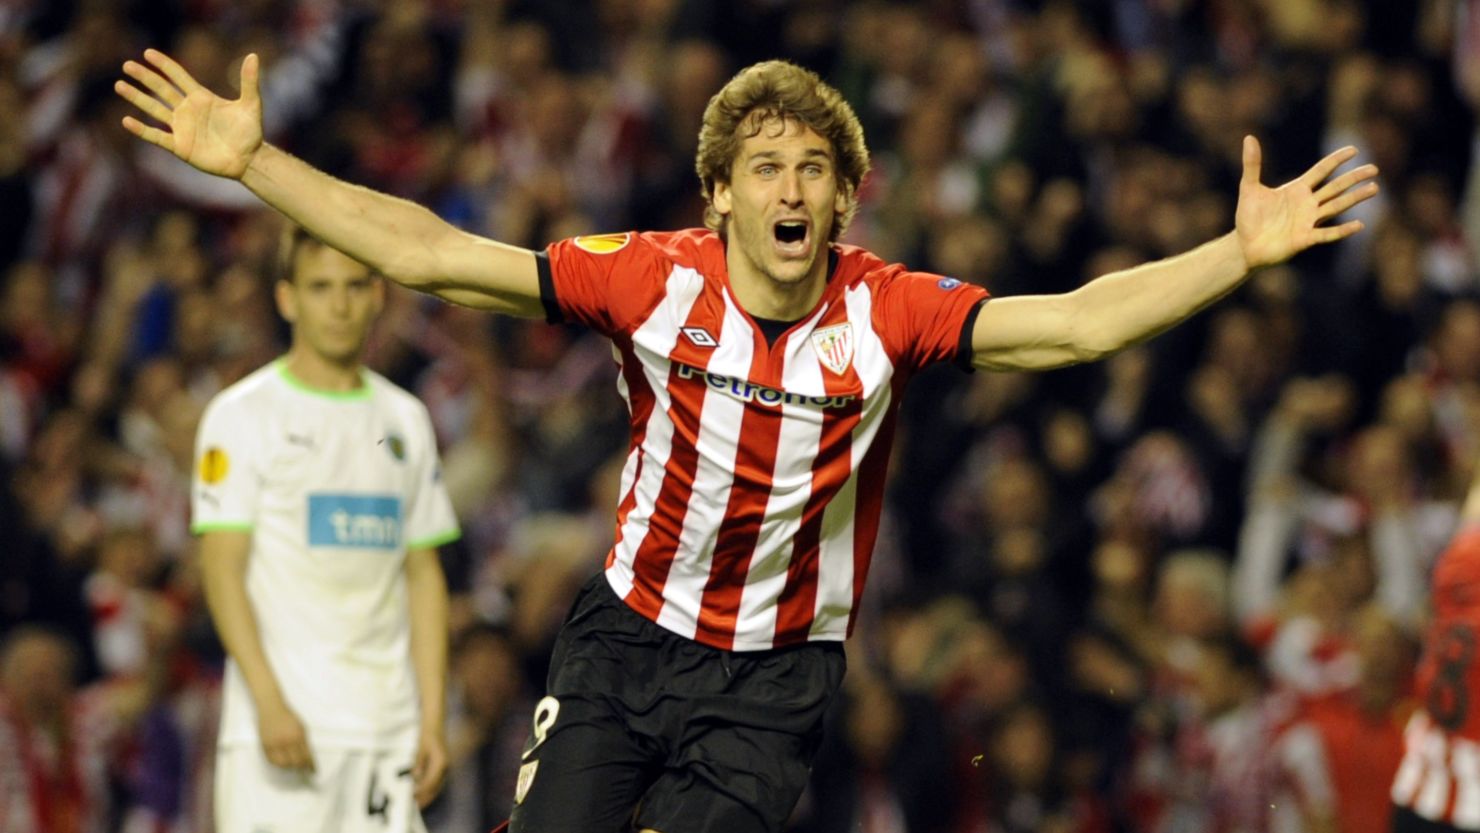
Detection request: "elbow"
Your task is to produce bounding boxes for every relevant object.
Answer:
[378,253,438,290]
[380,222,461,289]
[1062,302,1123,364]
[1068,339,1116,365]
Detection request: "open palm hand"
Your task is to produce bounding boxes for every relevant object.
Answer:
[1235,135,1380,270]
[115,49,264,180]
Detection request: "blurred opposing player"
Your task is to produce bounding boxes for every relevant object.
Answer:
[119,49,1378,833]
[1391,462,1480,832]
[191,227,460,833]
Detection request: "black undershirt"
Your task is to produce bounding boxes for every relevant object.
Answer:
[752,315,803,348]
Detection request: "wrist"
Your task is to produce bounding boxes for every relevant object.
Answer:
[419,717,446,740]
[247,680,286,712]
[1221,230,1254,275]
[240,142,275,186]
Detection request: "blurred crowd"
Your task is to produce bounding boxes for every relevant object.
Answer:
[2,0,1480,831]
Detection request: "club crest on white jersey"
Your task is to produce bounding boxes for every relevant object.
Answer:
[810,322,854,375]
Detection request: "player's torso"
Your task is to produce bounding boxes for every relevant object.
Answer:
[240,378,425,648]
[618,266,898,495]
[604,263,909,648]
[217,373,426,747]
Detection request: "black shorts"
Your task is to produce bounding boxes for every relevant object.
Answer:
[508,573,846,833]
[1393,805,1475,833]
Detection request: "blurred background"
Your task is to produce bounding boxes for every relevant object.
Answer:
[2,0,1478,831]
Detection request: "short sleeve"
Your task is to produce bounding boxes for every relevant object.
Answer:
[402,404,460,551]
[190,396,260,533]
[872,272,991,372]
[540,232,670,337]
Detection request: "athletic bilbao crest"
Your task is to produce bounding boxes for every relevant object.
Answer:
[810,323,854,375]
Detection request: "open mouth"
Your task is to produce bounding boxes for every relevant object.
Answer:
[773,220,810,256]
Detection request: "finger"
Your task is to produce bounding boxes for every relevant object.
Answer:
[299,744,317,774]
[1299,145,1359,189]
[113,80,174,124]
[144,48,205,96]
[1315,219,1364,244]
[1314,163,1379,203]
[1317,182,1380,220]
[123,60,184,107]
[1241,135,1261,188]
[120,116,175,152]
[241,53,262,108]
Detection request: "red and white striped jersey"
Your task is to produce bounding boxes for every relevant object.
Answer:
[539,228,989,650]
[1392,525,1480,828]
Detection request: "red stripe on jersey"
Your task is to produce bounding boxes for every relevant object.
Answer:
[847,396,900,637]
[773,357,864,645]
[696,339,782,649]
[624,298,723,621]
[606,335,657,569]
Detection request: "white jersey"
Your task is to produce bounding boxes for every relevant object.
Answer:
[192,360,459,751]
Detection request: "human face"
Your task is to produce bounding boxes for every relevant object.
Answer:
[275,244,383,366]
[713,116,849,291]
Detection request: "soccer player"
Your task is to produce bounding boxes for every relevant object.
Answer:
[191,225,461,833]
[117,49,1379,833]
[1390,461,1480,833]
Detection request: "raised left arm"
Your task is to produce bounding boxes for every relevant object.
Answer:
[970,136,1379,371]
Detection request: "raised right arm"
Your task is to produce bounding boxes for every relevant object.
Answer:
[116,49,541,317]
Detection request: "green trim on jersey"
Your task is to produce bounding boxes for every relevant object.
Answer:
[275,358,372,401]
[192,521,254,534]
[406,528,462,551]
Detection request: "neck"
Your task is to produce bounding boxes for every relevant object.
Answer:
[726,244,830,320]
[284,346,363,392]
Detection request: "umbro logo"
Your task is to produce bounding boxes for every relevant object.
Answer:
[681,327,717,348]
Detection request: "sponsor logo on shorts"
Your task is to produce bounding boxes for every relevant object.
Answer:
[307,494,402,549]
[199,447,230,484]
[573,232,632,254]
[515,760,538,805]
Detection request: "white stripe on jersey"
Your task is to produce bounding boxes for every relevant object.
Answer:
[1418,727,1454,819]
[731,306,833,648]
[1457,741,1480,828]
[1392,713,1428,805]
[1394,710,1480,830]
[812,284,894,637]
[655,291,755,638]
[607,267,706,599]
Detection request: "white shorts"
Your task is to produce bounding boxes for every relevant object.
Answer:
[214,744,427,833]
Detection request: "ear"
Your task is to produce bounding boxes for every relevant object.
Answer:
[834,186,849,217]
[712,180,732,219]
[274,280,297,323]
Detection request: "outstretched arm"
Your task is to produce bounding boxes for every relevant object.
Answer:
[116,50,541,317]
[969,137,1379,370]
